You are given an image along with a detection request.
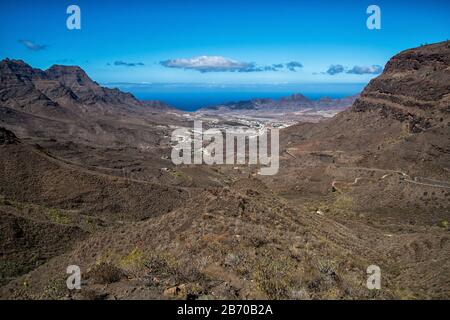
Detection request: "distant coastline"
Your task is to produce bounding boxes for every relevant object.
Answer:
[104,82,366,111]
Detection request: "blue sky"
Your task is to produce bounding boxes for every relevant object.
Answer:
[1,0,449,86]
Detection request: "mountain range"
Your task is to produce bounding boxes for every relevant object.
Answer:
[199,93,358,114]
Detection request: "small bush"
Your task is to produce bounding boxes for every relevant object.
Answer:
[145,252,206,285]
[253,255,299,299]
[46,208,72,225]
[440,220,449,230]
[120,248,145,274]
[88,262,124,284]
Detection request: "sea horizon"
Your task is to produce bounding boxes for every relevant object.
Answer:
[104,82,366,111]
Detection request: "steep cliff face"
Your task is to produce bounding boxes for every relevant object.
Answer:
[352,41,450,133]
[0,59,179,145]
[364,41,450,102]
[0,59,65,118]
[282,41,450,176]
[45,65,142,107]
[0,60,147,114]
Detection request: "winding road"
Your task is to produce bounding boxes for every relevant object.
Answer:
[332,165,450,191]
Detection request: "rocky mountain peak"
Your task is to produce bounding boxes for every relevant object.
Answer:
[280,93,310,103]
[0,59,47,81]
[357,41,450,103]
[350,40,450,132]
[45,65,99,89]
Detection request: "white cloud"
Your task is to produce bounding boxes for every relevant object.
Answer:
[160,56,258,73]
[18,39,48,51]
[347,65,383,75]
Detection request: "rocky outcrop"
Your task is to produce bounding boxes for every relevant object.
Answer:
[0,59,181,146]
[0,127,19,145]
[0,59,170,118]
[351,41,450,132]
[45,65,142,106]
[282,40,450,178]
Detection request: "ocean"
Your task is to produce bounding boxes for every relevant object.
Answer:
[106,83,366,111]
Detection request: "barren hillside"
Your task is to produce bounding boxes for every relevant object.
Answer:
[1,41,449,300]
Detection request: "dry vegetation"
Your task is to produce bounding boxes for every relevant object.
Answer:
[1,41,449,299]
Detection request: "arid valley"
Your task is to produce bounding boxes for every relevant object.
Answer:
[0,40,449,300]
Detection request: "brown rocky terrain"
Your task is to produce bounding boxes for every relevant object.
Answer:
[0,41,449,300]
[0,59,188,147]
